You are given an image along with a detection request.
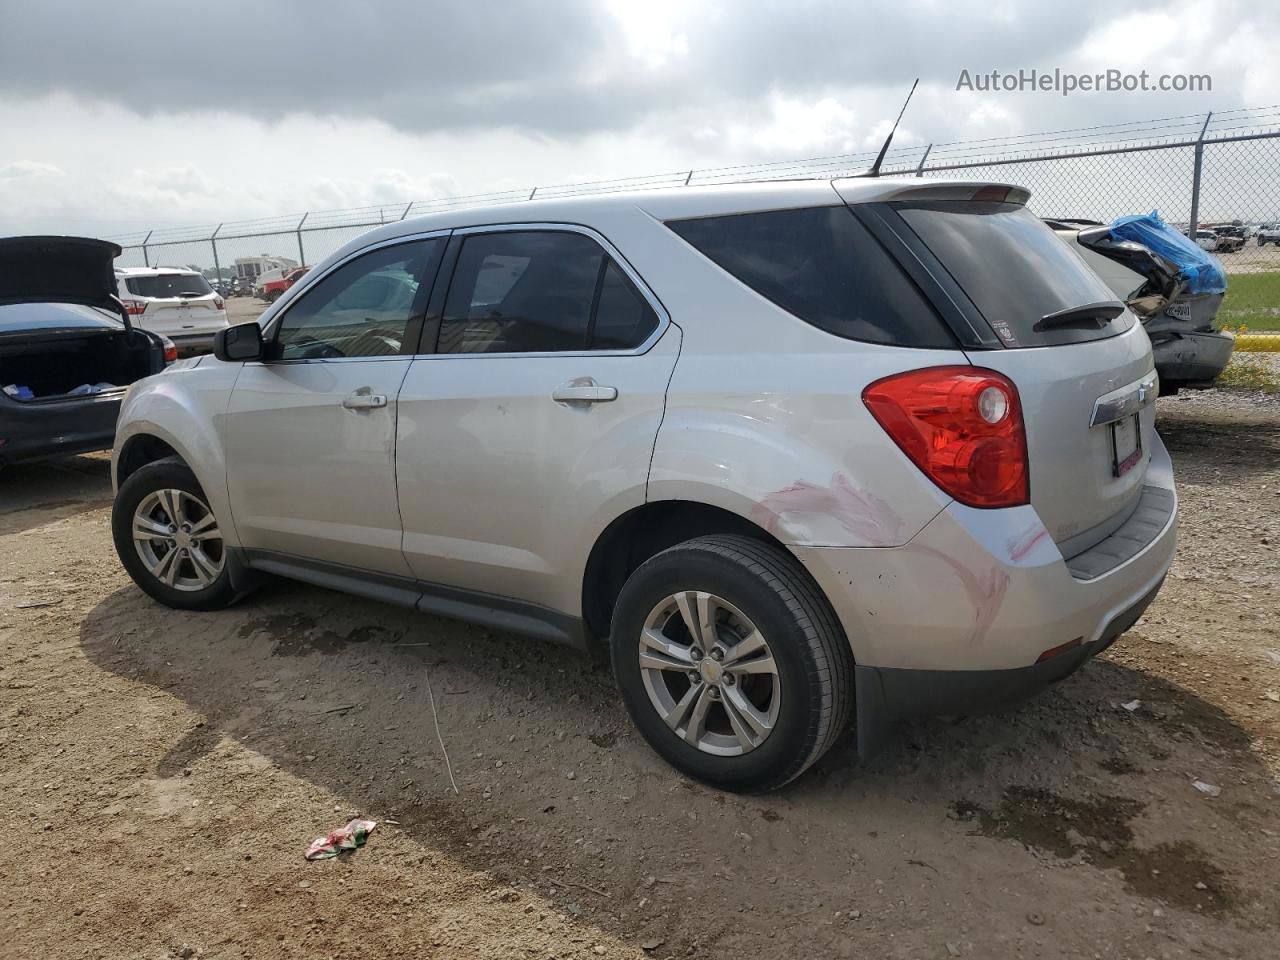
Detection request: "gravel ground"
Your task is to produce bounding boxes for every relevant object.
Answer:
[2,389,1278,960]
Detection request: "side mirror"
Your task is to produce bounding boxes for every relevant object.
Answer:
[214,322,265,362]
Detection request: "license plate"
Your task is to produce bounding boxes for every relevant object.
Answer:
[1111,414,1142,477]
[1164,300,1191,321]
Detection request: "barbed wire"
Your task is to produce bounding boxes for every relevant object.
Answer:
[111,105,1280,250]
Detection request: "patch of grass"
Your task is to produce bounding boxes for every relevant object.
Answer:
[1216,354,1280,393]
[1219,271,1280,330]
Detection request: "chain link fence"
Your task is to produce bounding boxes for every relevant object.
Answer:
[112,108,1280,333]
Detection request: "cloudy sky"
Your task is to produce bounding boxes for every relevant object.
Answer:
[1,0,1277,238]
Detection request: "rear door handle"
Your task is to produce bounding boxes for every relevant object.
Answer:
[342,390,388,410]
[552,383,618,404]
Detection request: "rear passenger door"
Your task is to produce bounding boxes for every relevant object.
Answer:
[396,226,680,617]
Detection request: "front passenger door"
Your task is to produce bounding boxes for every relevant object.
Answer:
[224,235,445,576]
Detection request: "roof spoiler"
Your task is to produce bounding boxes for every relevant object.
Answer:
[875,183,1032,205]
[0,236,132,329]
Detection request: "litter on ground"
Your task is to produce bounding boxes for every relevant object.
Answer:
[304,818,377,861]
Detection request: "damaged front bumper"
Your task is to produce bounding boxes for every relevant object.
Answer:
[1149,329,1235,386]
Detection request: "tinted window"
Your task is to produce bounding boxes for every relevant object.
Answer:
[275,239,441,360]
[124,273,212,298]
[440,232,604,354]
[591,260,658,349]
[892,201,1132,347]
[667,206,954,348]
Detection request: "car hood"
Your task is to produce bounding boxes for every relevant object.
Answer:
[0,236,128,321]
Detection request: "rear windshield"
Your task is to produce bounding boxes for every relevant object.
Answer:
[891,201,1132,347]
[667,206,956,349]
[123,273,212,299]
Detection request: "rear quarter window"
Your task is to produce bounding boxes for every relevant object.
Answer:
[666,206,957,349]
[890,201,1134,347]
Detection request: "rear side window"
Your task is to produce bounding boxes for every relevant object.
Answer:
[891,201,1133,347]
[592,260,658,349]
[439,231,657,354]
[666,206,955,348]
[124,273,212,298]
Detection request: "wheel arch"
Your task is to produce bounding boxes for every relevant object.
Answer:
[113,415,237,549]
[581,498,812,646]
[115,433,182,486]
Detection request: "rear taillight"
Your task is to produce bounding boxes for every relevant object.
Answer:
[862,365,1029,509]
[214,296,225,310]
[160,337,178,364]
[123,300,147,315]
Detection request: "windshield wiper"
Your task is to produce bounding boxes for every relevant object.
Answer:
[1037,300,1126,330]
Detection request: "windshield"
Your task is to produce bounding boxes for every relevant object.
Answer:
[891,201,1132,347]
[124,273,212,299]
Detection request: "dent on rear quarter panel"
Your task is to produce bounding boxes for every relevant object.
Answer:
[113,360,242,547]
[646,347,965,548]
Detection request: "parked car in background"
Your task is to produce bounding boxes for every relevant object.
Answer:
[1192,230,1220,252]
[1,237,173,468]
[258,265,310,302]
[1047,216,1232,392]
[1257,225,1280,247]
[1204,227,1245,253]
[116,267,230,356]
[111,179,1176,791]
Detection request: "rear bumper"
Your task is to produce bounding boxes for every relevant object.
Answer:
[792,431,1178,752]
[1151,330,1234,385]
[0,392,123,465]
[851,576,1163,753]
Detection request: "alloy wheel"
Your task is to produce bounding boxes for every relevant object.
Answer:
[638,590,780,757]
[132,488,225,592]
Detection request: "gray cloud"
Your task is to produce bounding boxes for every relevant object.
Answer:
[0,0,1181,138]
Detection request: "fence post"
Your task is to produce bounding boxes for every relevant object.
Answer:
[141,230,153,268]
[211,223,223,280]
[1188,112,1213,237]
[400,201,414,221]
[296,212,308,265]
[915,144,933,177]
[685,170,695,186]
[529,187,538,200]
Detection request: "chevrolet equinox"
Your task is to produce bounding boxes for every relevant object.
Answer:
[111,177,1177,791]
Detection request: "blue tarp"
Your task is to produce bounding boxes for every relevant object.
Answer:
[1108,211,1227,296]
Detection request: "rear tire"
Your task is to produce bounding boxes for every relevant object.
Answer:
[610,535,853,792]
[112,457,238,611]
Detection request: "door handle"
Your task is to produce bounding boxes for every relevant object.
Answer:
[342,390,388,410]
[551,383,618,404]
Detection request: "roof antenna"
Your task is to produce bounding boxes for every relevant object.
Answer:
[856,78,919,178]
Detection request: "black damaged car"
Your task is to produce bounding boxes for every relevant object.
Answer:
[0,236,173,468]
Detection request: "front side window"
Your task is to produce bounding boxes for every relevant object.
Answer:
[274,239,442,360]
[438,231,658,354]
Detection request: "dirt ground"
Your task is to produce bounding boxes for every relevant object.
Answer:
[2,388,1278,960]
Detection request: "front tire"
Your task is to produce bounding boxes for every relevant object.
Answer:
[610,535,853,792]
[112,457,238,611]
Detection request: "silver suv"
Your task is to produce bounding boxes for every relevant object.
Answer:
[111,178,1177,791]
